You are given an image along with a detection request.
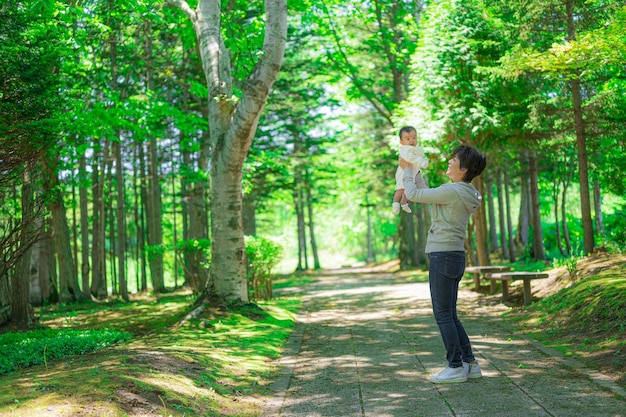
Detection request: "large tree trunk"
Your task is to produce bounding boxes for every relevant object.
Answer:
[565,0,594,255]
[169,0,287,303]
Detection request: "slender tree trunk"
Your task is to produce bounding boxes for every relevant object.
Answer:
[496,168,509,260]
[114,138,129,300]
[593,179,605,241]
[144,19,165,294]
[562,149,574,254]
[552,156,566,256]
[42,220,57,303]
[516,152,530,247]
[305,168,320,270]
[138,141,148,292]
[42,156,84,302]
[293,170,306,271]
[485,172,498,252]
[78,154,91,299]
[28,218,43,306]
[529,150,546,260]
[71,177,78,282]
[146,139,164,294]
[565,0,594,255]
[11,167,35,329]
[473,175,489,266]
[503,168,516,262]
[91,139,108,299]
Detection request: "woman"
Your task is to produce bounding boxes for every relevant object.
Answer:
[400,144,487,384]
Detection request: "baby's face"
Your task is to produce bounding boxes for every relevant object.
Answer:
[400,131,417,146]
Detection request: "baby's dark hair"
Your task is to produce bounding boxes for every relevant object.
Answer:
[398,126,416,138]
[453,145,486,182]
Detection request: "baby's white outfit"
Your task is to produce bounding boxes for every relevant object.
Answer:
[393,145,428,215]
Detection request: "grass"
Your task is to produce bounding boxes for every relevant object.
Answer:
[502,254,626,386]
[0,283,304,417]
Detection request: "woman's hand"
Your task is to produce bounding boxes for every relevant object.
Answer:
[399,157,409,169]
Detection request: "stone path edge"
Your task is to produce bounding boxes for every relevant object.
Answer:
[261,320,306,417]
[519,333,626,399]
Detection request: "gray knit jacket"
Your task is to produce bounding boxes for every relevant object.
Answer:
[402,168,482,253]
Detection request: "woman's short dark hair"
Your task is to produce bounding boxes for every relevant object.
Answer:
[453,145,486,182]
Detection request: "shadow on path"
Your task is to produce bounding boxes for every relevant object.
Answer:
[262,269,626,417]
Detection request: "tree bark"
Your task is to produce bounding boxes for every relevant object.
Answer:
[552,157,566,257]
[516,152,530,247]
[294,174,307,271]
[144,18,165,294]
[42,155,84,302]
[529,150,546,260]
[169,0,286,302]
[305,168,321,270]
[503,168,516,262]
[496,168,509,259]
[11,167,36,329]
[473,175,490,266]
[565,0,594,255]
[485,172,498,252]
[593,179,605,241]
[78,153,91,299]
[91,139,107,298]
[114,138,129,301]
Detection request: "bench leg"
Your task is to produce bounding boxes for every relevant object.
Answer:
[523,280,532,306]
[501,280,509,302]
[473,273,480,290]
[489,278,497,293]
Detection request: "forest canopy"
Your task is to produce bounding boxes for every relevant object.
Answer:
[1,0,625,329]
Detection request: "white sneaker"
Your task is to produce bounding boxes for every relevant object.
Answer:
[401,203,412,213]
[463,361,482,379]
[429,366,467,384]
[392,202,400,215]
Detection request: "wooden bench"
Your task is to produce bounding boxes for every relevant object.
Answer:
[487,272,549,306]
[465,266,511,291]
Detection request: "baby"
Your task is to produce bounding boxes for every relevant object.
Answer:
[392,126,428,215]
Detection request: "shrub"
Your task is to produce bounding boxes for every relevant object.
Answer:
[245,236,284,301]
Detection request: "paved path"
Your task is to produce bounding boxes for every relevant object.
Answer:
[262,269,626,417]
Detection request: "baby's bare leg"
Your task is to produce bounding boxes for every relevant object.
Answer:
[393,188,404,203]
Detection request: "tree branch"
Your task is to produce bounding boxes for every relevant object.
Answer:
[164,0,197,23]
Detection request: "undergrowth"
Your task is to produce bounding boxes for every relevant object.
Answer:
[0,328,132,375]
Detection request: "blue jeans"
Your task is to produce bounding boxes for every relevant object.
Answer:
[428,251,475,368]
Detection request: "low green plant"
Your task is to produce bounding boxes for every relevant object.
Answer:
[0,328,132,375]
[245,235,284,301]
